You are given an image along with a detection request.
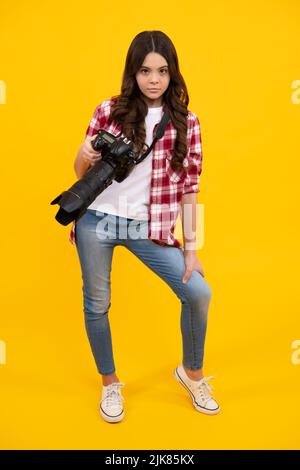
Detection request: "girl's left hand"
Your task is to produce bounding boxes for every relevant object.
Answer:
[182,251,205,283]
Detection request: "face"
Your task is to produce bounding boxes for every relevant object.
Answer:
[135,52,170,107]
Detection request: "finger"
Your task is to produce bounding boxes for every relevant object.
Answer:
[182,269,192,284]
[197,268,205,278]
[86,134,97,141]
[83,155,99,163]
[87,151,101,158]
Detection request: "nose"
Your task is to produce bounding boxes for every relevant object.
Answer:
[149,73,159,84]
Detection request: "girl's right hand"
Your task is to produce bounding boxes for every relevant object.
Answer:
[80,135,102,166]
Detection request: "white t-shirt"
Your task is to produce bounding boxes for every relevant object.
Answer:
[87,105,163,220]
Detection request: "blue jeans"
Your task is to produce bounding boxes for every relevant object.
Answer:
[74,209,212,375]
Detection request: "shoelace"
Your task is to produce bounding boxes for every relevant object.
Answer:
[193,376,215,405]
[103,382,125,407]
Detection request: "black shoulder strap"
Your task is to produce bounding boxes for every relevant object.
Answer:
[135,107,171,165]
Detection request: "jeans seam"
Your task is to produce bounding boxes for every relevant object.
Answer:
[188,302,198,369]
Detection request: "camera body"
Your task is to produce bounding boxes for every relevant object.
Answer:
[92,129,138,182]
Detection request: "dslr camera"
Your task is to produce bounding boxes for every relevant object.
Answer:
[50,129,139,226]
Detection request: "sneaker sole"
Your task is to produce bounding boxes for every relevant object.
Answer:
[174,367,221,415]
[99,405,125,423]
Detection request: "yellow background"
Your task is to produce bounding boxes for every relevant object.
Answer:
[0,0,300,450]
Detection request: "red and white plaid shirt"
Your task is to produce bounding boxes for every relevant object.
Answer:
[69,97,203,248]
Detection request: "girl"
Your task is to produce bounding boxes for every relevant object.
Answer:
[71,30,220,423]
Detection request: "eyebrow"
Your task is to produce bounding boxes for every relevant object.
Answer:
[140,65,169,70]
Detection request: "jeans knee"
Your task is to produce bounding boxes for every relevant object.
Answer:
[203,283,212,303]
[184,278,212,305]
[83,298,111,316]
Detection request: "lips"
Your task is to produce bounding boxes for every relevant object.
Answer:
[148,89,160,91]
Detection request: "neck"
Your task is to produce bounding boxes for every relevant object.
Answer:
[143,96,163,108]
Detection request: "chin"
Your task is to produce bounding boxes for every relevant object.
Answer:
[146,92,163,99]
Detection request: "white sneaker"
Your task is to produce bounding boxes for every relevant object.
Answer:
[99,382,125,423]
[174,364,220,415]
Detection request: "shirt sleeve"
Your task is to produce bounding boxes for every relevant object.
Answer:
[182,114,203,195]
[85,99,112,138]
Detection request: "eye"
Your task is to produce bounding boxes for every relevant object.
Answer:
[140,68,168,74]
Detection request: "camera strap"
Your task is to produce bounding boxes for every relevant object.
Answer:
[115,106,171,165]
[136,107,171,164]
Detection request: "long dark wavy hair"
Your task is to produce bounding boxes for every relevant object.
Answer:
[108,30,190,173]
